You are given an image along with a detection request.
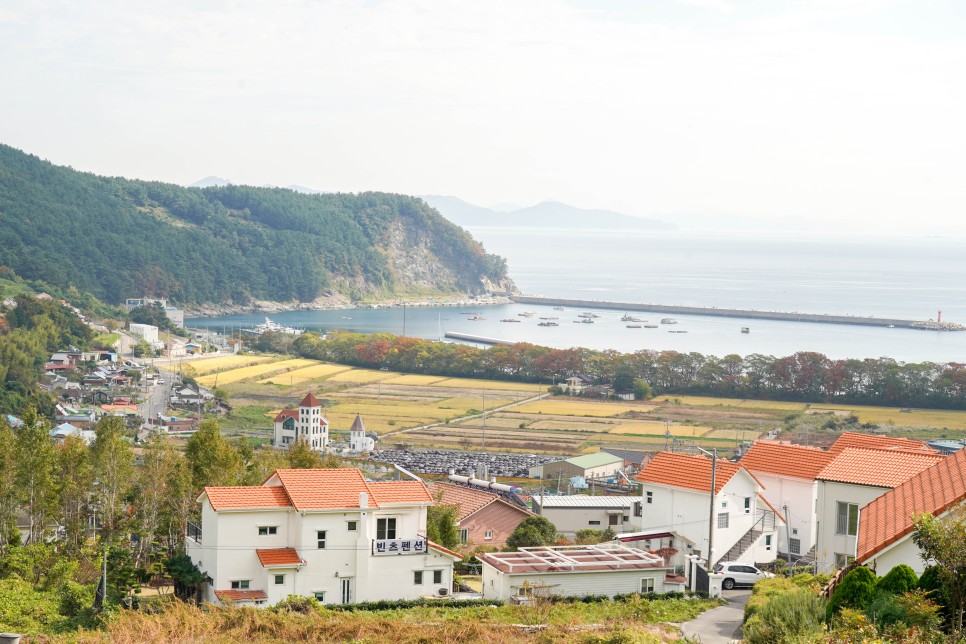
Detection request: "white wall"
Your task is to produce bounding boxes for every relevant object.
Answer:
[864,537,929,577]
[481,562,668,601]
[538,505,632,536]
[815,480,890,573]
[753,471,818,558]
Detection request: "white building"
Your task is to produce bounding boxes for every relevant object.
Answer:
[858,447,966,575]
[738,441,834,561]
[479,544,679,601]
[349,414,375,453]
[186,468,462,607]
[636,452,783,568]
[273,393,329,452]
[528,451,626,481]
[129,323,160,347]
[531,495,642,536]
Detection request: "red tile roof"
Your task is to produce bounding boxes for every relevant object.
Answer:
[300,392,321,407]
[274,409,298,423]
[367,480,432,505]
[214,589,268,602]
[256,547,305,567]
[828,432,936,456]
[739,441,835,480]
[272,468,376,510]
[428,540,464,560]
[203,486,292,511]
[857,448,966,563]
[817,447,943,488]
[636,452,760,494]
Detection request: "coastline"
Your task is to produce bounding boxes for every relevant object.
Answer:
[184,292,513,318]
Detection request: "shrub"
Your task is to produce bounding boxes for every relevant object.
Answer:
[826,566,877,620]
[917,565,951,626]
[743,589,826,644]
[744,577,799,621]
[866,589,941,632]
[876,564,918,595]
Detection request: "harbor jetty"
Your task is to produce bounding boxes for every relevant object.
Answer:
[510,296,965,331]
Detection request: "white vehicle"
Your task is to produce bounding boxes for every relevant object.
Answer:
[157,379,165,385]
[713,562,774,589]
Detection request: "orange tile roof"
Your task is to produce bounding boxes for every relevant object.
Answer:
[256,547,305,567]
[636,452,759,494]
[367,480,432,505]
[428,540,464,560]
[273,468,377,510]
[857,448,966,563]
[203,486,292,511]
[739,441,835,480]
[828,432,936,456]
[214,589,268,602]
[817,447,943,488]
[300,392,321,407]
[274,409,298,423]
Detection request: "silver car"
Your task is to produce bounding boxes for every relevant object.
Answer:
[713,562,774,589]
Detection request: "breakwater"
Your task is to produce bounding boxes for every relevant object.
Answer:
[510,296,963,331]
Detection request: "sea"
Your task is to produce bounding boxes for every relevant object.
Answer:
[186,229,966,364]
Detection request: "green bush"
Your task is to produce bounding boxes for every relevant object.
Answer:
[876,564,918,595]
[866,589,941,632]
[826,566,877,620]
[744,577,799,621]
[917,566,951,627]
[743,588,826,644]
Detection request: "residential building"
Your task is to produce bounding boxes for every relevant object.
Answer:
[857,447,966,575]
[273,393,329,452]
[129,323,161,347]
[479,544,679,601]
[427,481,533,549]
[738,441,835,561]
[636,452,783,567]
[814,446,941,572]
[49,422,95,445]
[531,495,642,536]
[615,531,696,569]
[528,451,625,481]
[186,468,462,607]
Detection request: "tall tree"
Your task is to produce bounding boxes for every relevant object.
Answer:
[55,434,94,554]
[14,407,57,545]
[134,433,177,566]
[913,511,966,637]
[0,419,18,552]
[184,419,242,489]
[90,416,136,543]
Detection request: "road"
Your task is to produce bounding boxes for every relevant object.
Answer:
[679,589,751,643]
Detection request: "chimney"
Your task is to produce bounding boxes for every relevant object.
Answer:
[359,492,368,509]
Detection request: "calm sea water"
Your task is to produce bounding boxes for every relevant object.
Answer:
[187,229,966,363]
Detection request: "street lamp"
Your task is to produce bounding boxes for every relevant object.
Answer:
[694,446,718,572]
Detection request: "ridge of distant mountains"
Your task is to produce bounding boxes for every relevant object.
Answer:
[420,195,677,231]
[0,145,512,306]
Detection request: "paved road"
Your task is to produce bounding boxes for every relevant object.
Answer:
[680,589,751,643]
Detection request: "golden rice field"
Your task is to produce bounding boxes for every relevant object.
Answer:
[381,374,449,386]
[435,396,514,411]
[430,378,548,392]
[450,415,530,429]
[258,362,352,385]
[653,395,747,407]
[185,354,277,376]
[326,413,435,433]
[809,405,966,430]
[326,369,402,383]
[609,421,713,437]
[509,400,646,417]
[527,419,616,433]
[704,429,764,441]
[197,358,319,386]
[738,400,809,411]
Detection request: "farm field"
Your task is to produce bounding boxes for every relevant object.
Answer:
[509,400,647,417]
[610,421,714,437]
[809,405,966,431]
[197,358,317,386]
[259,362,353,384]
[183,354,277,376]
[430,378,547,393]
[382,374,449,386]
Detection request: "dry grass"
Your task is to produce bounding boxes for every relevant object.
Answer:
[450,415,535,429]
[325,413,435,433]
[652,395,747,407]
[737,400,809,411]
[259,362,352,384]
[509,400,644,417]
[326,369,400,383]
[197,359,318,386]
[431,378,548,392]
[527,419,616,433]
[809,405,966,430]
[381,374,449,386]
[436,396,514,411]
[328,401,452,421]
[609,421,713,437]
[184,354,277,375]
[704,429,764,441]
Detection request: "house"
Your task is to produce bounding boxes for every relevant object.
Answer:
[563,375,593,393]
[615,531,696,569]
[186,468,462,607]
[479,544,678,601]
[171,384,213,407]
[528,451,625,482]
[165,338,187,358]
[125,296,185,328]
[738,441,835,562]
[49,422,95,445]
[531,495,642,536]
[636,452,784,568]
[54,405,98,427]
[273,393,329,452]
[857,447,966,575]
[129,323,161,347]
[426,481,533,549]
[814,445,941,572]
[348,415,375,453]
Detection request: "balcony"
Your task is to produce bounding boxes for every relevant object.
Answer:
[187,521,202,544]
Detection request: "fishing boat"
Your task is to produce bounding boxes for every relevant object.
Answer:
[468,316,486,321]
[501,318,521,323]
[553,306,565,311]
[668,330,688,333]
[621,313,645,322]
[626,324,642,329]
[250,317,303,335]
[741,327,750,333]
[660,318,678,325]
[643,324,658,328]
[538,321,559,327]
[518,311,535,317]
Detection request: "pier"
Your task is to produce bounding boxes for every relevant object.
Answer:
[510,296,960,331]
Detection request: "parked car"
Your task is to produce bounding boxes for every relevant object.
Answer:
[713,562,774,589]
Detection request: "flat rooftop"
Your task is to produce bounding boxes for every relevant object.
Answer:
[479,544,666,574]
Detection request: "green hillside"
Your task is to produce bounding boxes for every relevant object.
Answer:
[0,144,509,305]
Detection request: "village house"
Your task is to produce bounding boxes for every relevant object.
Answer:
[636,452,784,568]
[528,451,626,482]
[427,481,533,549]
[170,383,214,407]
[532,495,642,536]
[857,447,966,575]
[186,468,462,607]
[615,530,696,570]
[273,393,329,452]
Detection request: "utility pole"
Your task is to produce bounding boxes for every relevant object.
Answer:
[481,387,486,450]
[695,446,717,571]
[784,504,793,571]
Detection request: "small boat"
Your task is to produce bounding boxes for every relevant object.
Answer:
[741,327,750,333]
[626,324,642,329]
[553,306,565,311]
[581,318,595,324]
[501,318,521,323]
[519,311,535,317]
[887,324,896,328]
[468,316,486,321]
[660,318,678,325]
[538,321,559,327]
[621,313,645,322]
[577,312,600,319]
[668,330,688,334]
[251,317,303,335]
[643,324,658,328]
[538,316,559,320]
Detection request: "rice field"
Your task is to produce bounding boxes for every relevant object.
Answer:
[185,354,277,375]
[809,405,966,430]
[435,396,514,411]
[609,421,713,437]
[738,400,809,411]
[381,374,449,386]
[450,415,531,429]
[508,400,645,417]
[704,429,764,441]
[259,362,353,384]
[653,395,747,407]
[197,358,319,386]
[527,419,617,433]
[326,369,402,383]
[431,378,548,392]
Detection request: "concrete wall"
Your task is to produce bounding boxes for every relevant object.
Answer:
[752,471,817,558]
[816,480,890,573]
[481,562,669,601]
[537,505,632,536]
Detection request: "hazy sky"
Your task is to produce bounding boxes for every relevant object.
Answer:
[1,0,964,232]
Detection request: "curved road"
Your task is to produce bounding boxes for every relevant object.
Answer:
[679,589,751,643]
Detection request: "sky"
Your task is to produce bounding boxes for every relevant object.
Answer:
[1,0,965,233]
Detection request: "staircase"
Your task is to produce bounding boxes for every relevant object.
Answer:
[719,508,775,563]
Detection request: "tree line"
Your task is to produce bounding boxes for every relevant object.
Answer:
[292,331,966,409]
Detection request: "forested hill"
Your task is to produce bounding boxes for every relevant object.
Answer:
[0,144,511,305]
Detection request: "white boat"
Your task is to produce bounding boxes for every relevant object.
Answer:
[626,324,642,329]
[660,318,678,325]
[741,327,750,333]
[553,306,565,311]
[252,317,303,335]
[621,313,645,322]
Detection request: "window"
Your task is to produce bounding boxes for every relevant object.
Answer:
[633,501,643,517]
[258,526,278,536]
[622,515,629,522]
[645,491,653,505]
[433,570,442,584]
[589,520,601,526]
[744,497,751,514]
[764,535,772,550]
[317,530,327,549]
[836,502,859,536]
[641,578,655,593]
[414,571,423,585]
[231,580,250,590]
[255,599,266,605]
[274,574,285,585]
[790,538,801,555]
[835,553,855,568]
[717,513,729,529]
[347,521,357,532]
[377,518,397,540]
[459,528,468,544]
[314,592,325,602]
[792,528,798,535]
[484,530,493,540]
[609,515,619,526]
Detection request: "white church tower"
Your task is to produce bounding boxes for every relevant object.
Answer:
[274,392,329,452]
[349,414,375,453]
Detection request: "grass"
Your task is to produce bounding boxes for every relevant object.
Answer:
[197,359,318,386]
[222,405,277,431]
[808,404,966,430]
[509,400,645,417]
[527,419,616,432]
[381,374,449,386]
[704,428,764,441]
